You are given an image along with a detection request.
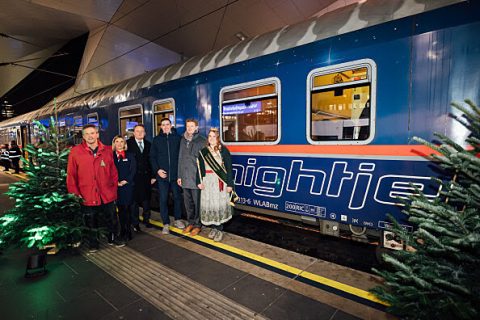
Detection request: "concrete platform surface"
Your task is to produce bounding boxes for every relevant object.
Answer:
[0,171,391,320]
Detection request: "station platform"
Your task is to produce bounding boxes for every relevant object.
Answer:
[0,171,392,319]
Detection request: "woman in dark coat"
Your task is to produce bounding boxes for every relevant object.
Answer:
[113,135,136,242]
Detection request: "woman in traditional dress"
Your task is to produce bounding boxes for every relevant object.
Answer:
[112,135,136,243]
[197,128,237,242]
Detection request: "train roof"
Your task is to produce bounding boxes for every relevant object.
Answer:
[0,0,463,128]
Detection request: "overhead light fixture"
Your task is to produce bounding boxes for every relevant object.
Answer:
[235,32,248,41]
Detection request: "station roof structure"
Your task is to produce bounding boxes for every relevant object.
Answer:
[0,0,346,117]
[0,0,463,124]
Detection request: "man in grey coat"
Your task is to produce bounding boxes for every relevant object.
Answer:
[177,119,206,236]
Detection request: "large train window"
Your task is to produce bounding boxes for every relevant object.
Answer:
[307,59,376,145]
[87,113,99,128]
[153,99,175,136]
[118,105,143,139]
[220,78,280,144]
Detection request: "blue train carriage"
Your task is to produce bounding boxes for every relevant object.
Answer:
[1,0,478,250]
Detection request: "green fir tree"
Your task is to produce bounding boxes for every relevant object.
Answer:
[0,117,86,250]
[371,100,480,319]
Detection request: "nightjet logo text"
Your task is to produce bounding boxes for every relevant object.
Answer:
[232,158,441,210]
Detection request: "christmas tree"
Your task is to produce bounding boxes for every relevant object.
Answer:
[371,100,480,319]
[0,117,86,250]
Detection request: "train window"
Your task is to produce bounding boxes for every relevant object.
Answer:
[0,129,8,145]
[58,116,67,138]
[87,113,99,128]
[118,105,143,139]
[307,59,376,145]
[220,78,280,144]
[73,116,83,130]
[72,116,83,145]
[153,99,175,136]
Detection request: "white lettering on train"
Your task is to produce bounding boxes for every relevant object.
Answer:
[232,159,441,209]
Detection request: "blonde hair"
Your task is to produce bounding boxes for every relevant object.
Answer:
[112,135,127,151]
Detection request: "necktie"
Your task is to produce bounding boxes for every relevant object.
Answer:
[138,141,144,153]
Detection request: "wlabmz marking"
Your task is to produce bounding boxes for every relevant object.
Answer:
[232,157,441,226]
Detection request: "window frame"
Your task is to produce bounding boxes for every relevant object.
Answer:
[219,77,281,145]
[306,58,376,145]
[86,112,100,128]
[118,104,144,136]
[152,98,176,136]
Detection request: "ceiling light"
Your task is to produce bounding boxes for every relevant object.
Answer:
[235,32,248,41]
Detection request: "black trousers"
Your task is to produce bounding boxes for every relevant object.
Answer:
[81,202,117,248]
[11,159,19,173]
[1,159,9,171]
[131,199,151,226]
[183,188,201,228]
[117,204,131,240]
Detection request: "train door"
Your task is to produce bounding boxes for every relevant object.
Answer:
[152,99,175,136]
[73,115,83,145]
[150,98,175,210]
[118,105,143,139]
[20,125,29,148]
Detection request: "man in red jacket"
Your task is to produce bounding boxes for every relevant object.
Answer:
[67,124,122,251]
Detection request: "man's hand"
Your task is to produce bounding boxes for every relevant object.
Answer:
[227,186,233,193]
[118,180,128,186]
[197,183,204,190]
[157,169,167,179]
[177,178,182,187]
[150,178,157,185]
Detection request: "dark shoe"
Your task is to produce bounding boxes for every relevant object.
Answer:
[88,244,99,253]
[133,224,142,233]
[144,222,153,228]
[114,240,126,248]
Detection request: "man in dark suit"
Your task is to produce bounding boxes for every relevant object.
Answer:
[127,124,155,230]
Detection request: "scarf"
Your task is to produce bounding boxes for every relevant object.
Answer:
[116,150,126,160]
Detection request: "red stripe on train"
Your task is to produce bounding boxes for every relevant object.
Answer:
[227,145,440,157]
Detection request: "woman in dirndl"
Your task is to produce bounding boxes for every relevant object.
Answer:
[197,128,238,242]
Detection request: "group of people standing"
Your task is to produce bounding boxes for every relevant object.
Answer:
[1,141,22,174]
[66,118,236,252]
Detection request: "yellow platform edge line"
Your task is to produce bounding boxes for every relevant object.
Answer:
[146,217,387,306]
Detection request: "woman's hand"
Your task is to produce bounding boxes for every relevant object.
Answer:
[227,186,233,193]
[197,183,204,190]
[118,180,128,186]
